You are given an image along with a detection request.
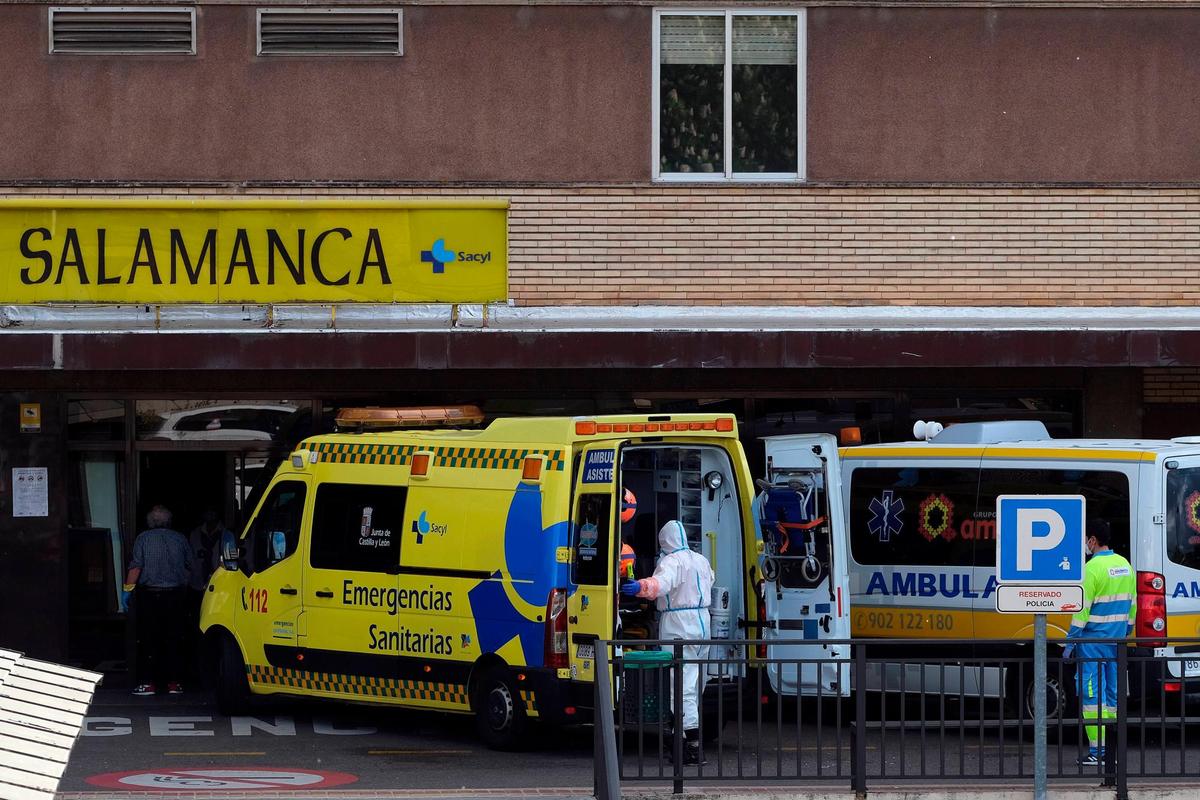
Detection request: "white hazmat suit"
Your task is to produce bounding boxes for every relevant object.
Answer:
[632,520,715,731]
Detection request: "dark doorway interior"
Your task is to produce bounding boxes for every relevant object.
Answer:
[138,451,229,538]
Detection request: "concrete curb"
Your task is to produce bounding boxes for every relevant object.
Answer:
[618,785,1200,800]
[57,791,593,800]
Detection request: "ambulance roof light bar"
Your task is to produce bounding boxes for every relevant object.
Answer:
[574,416,735,436]
[335,405,485,431]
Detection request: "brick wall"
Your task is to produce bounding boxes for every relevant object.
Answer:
[1144,368,1200,404]
[502,187,1200,307]
[4,185,1200,307]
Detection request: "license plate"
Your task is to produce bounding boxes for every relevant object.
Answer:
[1184,659,1200,677]
[576,644,595,660]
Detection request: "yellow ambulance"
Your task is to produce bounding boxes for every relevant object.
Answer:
[200,407,783,748]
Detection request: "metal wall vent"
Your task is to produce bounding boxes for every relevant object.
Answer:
[257,9,403,56]
[49,7,196,55]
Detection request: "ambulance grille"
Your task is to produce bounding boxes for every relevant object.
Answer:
[257,9,403,56]
[49,7,196,55]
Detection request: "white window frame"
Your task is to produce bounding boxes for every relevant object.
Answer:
[652,8,806,183]
[256,8,404,57]
[48,6,197,56]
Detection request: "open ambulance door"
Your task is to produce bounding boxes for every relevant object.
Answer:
[758,435,851,697]
[567,443,620,685]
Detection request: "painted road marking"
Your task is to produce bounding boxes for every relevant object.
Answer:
[162,752,268,756]
[86,768,358,791]
[367,749,473,755]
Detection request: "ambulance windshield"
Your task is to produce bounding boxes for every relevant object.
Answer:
[1166,466,1200,571]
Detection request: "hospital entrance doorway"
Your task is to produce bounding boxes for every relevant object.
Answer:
[136,450,274,542]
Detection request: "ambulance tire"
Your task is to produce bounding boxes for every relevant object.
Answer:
[1008,663,1072,723]
[215,634,251,716]
[474,668,528,750]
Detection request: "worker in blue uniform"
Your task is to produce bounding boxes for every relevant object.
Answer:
[1063,519,1136,767]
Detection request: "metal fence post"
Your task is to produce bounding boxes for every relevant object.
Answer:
[853,640,867,795]
[593,640,620,800]
[673,641,685,795]
[1115,642,1129,800]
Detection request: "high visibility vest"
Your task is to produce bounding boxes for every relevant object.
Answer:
[1068,550,1136,640]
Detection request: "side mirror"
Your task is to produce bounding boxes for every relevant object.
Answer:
[220,530,240,571]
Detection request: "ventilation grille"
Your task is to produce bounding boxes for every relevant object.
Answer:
[257,9,402,56]
[49,7,196,55]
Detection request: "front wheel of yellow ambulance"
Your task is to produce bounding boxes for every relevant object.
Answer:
[215,633,251,716]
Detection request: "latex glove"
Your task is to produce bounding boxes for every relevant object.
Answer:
[620,580,641,597]
[121,584,135,613]
[1062,643,1075,659]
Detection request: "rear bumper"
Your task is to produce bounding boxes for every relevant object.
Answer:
[516,669,594,726]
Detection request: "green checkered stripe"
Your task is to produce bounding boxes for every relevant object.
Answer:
[519,689,539,716]
[433,447,565,471]
[247,664,468,705]
[311,442,565,472]
[311,442,417,465]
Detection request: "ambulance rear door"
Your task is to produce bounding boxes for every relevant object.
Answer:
[567,442,621,683]
[758,435,850,697]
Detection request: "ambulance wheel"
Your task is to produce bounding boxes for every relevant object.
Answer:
[1008,664,1070,723]
[215,635,250,716]
[474,668,528,750]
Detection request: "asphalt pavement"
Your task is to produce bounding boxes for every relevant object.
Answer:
[62,687,595,795]
[61,687,1200,797]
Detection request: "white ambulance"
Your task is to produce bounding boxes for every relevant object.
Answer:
[758,420,1200,716]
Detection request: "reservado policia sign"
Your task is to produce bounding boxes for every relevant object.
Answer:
[0,198,508,304]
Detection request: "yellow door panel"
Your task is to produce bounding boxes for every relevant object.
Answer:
[235,477,310,688]
[568,444,620,683]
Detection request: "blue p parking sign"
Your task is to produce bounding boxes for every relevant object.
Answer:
[995,495,1086,585]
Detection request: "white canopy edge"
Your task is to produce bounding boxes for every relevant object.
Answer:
[4,304,1200,333]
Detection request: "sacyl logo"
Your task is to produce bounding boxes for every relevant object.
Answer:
[420,238,492,274]
[411,511,447,544]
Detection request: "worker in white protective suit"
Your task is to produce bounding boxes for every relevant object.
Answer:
[620,520,715,764]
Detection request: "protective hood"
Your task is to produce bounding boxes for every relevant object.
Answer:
[658,520,688,554]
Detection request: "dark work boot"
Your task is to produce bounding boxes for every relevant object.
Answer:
[683,728,706,766]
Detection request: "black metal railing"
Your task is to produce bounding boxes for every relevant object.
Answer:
[593,637,1200,798]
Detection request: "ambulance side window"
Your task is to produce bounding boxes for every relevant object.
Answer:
[1166,467,1200,570]
[977,468,1131,559]
[246,481,307,575]
[310,483,407,573]
[848,468,978,566]
[572,493,612,586]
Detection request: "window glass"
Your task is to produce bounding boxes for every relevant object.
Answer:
[310,483,407,573]
[68,400,126,441]
[136,400,310,446]
[1165,468,1200,570]
[849,468,979,567]
[573,493,612,586]
[656,11,802,180]
[976,469,1131,562]
[659,14,725,175]
[246,481,307,574]
[732,15,798,173]
[850,466,1132,569]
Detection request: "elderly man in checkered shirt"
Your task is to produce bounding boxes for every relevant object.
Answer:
[123,505,194,696]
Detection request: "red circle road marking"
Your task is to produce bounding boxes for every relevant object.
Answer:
[86,768,358,791]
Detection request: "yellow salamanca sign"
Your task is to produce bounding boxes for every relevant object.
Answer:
[0,198,508,304]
